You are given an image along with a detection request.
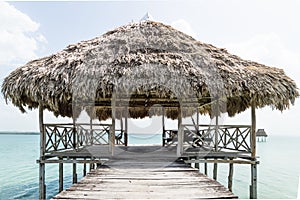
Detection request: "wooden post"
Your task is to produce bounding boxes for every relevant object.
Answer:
[228,160,234,192]
[110,93,116,156]
[204,160,208,175]
[177,106,183,157]
[90,114,93,145]
[189,158,193,167]
[213,100,219,184]
[90,162,94,171]
[251,103,256,158]
[124,107,128,146]
[59,157,63,192]
[120,111,123,145]
[39,103,46,200]
[72,118,76,149]
[213,162,218,180]
[195,108,199,148]
[250,102,257,199]
[162,107,165,147]
[83,159,87,176]
[215,99,219,151]
[195,156,199,169]
[250,163,258,199]
[196,108,199,130]
[73,159,77,184]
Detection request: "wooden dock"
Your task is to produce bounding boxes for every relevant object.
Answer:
[53,146,237,199]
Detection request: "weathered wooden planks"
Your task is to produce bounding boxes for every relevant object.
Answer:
[53,146,237,199]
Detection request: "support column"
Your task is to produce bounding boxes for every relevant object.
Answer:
[124,106,128,146]
[212,99,219,181]
[72,118,76,149]
[177,106,183,157]
[228,160,234,192]
[83,159,86,176]
[73,159,77,184]
[251,103,256,158]
[162,107,165,146]
[204,161,208,175]
[110,93,116,156]
[250,102,257,199]
[195,156,199,169]
[188,158,193,167]
[90,162,94,171]
[120,111,123,145]
[90,114,93,145]
[39,103,46,200]
[59,157,63,192]
[196,108,199,130]
[196,108,199,147]
[215,99,219,151]
[39,163,45,200]
[213,162,218,180]
[250,163,258,199]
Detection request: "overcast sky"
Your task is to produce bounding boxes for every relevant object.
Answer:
[0,1,299,135]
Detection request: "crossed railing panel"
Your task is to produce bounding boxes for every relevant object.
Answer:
[217,125,251,152]
[44,123,124,153]
[163,124,252,153]
[76,124,111,147]
[44,124,75,153]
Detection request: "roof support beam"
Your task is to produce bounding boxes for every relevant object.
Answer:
[162,107,165,135]
[90,113,93,145]
[124,106,128,146]
[250,102,257,199]
[109,92,116,156]
[39,103,46,200]
[215,99,219,151]
[177,105,183,157]
[196,108,199,130]
[251,103,256,159]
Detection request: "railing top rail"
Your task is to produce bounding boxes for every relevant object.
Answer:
[44,123,74,126]
[44,123,112,127]
[182,124,251,128]
[76,123,112,126]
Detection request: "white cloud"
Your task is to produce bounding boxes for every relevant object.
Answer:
[224,33,300,135]
[171,19,198,39]
[0,2,46,66]
[0,2,47,131]
[225,33,300,86]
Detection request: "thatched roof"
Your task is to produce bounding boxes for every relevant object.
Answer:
[1,21,299,120]
[256,129,268,137]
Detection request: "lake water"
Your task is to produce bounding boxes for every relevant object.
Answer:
[0,133,299,199]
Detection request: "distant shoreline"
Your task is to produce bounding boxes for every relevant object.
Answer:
[0,132,162,135]
[0,132,39,135]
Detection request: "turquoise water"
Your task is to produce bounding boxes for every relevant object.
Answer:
[0,134,299,199]
[213,135,300,199]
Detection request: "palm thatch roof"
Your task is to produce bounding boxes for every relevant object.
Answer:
[256,129,268,137]
[1,21,299,120]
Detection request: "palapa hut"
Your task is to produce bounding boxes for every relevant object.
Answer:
[256,129,268,142]
[1,20,299,199]
[2,21,298,119]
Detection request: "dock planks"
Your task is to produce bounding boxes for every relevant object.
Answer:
[53,146,237,199]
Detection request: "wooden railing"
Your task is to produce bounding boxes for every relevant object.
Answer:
[44,124,75,153]
[76,123,125,146]
[44,123,124,153]
[163,124,252,153]
[214,125,251,152]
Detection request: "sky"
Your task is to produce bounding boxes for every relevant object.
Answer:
[0,0,299,135]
